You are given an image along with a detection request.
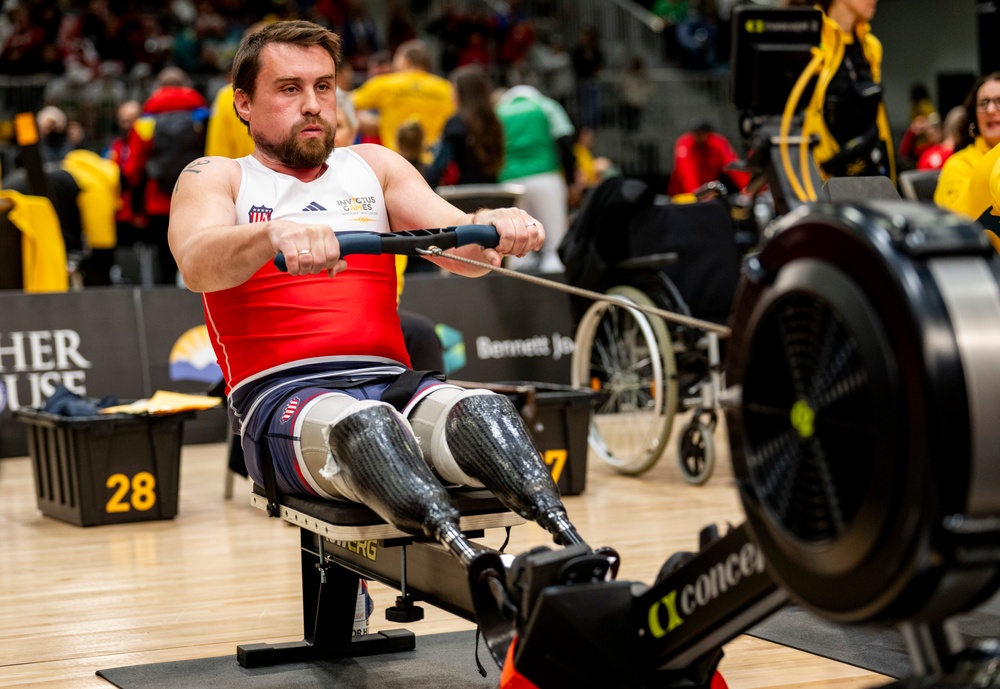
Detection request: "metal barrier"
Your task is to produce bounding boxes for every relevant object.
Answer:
[466,0,665,69]
[588,68,741,179]
[0,75,48,122]
[454,0,739,179]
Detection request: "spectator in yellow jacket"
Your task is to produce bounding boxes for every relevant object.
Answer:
[350,39,455,155]
[205,83,255,158]
[786,0,895,183]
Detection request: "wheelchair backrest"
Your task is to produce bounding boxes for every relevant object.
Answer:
[627,199,742,325]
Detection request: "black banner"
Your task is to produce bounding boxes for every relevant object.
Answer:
[401,272,576,384]
[1,273,579,458]
[137,288,228,445]
[0,289,146,457]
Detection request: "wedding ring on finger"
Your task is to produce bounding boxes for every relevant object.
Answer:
[525,221,537,227]
[298,249,311,255]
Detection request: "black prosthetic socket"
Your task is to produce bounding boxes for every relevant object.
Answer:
[445,394,587,548]
[328,404,480,564]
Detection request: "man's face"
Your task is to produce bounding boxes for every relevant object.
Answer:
[239,42,338,168]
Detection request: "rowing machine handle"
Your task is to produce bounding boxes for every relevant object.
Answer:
[273,224,500,272]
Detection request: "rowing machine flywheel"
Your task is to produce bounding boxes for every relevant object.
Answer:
[725,201,1000,625]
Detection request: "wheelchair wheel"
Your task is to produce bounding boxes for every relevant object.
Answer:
[677,409,716,485]
[571,285,679,475]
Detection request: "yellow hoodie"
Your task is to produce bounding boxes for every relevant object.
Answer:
[0,189,68,292]
[935,137,991,214]
[60,149,120,250]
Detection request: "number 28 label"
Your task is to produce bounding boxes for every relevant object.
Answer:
[105,472,157,513]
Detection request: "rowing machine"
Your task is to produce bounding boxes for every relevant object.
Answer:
[472,201,1000,688]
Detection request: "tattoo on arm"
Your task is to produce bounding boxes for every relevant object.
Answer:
[175,159,212,193]
[184,159,212,173]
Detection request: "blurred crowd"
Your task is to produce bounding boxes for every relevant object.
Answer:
[0,0,737,154]
[7,0,970,293]
[0,0,636,287]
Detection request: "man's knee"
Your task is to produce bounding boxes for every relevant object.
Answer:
[301,396,405,501]
[409,387,527,486]
[306,395,465,541]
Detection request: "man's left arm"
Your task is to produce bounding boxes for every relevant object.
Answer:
[353,144,544,277]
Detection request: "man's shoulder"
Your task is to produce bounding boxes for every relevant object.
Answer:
[200,154,244,169]
[179,155,243,184]
[347,143,392,169]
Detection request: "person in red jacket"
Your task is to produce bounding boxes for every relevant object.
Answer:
[104,100,143,245]
[122,66,208,285]
[667,121,750,197]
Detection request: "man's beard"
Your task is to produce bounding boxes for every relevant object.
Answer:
[255,120,336,167]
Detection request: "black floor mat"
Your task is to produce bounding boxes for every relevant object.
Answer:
[747,593,1000,680]
[97,631,498,689]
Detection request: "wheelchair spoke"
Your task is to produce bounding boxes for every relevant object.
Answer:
[572,287,680,476]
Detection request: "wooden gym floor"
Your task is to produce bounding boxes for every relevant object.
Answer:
[0,412,888,688]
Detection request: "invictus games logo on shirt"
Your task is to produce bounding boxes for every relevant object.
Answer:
[249,205,273,223]
[336,196,377,212]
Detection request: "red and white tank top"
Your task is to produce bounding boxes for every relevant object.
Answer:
[203,149,410,393]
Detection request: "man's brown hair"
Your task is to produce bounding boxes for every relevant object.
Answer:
[232,20,343,103]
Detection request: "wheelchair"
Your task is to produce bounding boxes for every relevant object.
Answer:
[563,179,744,483]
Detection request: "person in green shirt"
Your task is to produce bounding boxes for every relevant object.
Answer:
[652,0,690,63]
[495,85,576,273]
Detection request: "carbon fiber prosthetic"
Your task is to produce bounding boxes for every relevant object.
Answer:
[442,393,586,547]
[327,403,480,564]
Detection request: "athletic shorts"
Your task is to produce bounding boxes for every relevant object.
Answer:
[240,371,454,497]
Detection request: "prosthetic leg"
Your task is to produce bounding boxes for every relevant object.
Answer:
[326,400,480,564]
[240,383,532,670]
[409,388,586,548]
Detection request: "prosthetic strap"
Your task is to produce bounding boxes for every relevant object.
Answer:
[381,369,444,412]
[258,434,281,518]
[254,369,441,516]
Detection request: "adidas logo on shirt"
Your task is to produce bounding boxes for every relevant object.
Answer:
[302,201,327,212]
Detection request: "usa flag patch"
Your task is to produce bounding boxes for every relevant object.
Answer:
[280,397,300,424]
[249,205,273,223]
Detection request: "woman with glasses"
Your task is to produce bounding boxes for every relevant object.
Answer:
[785,0,895,183]
[934,73,1000,214]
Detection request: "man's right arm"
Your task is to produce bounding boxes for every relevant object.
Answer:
[168,157,348,293]
[168,156,273,292]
